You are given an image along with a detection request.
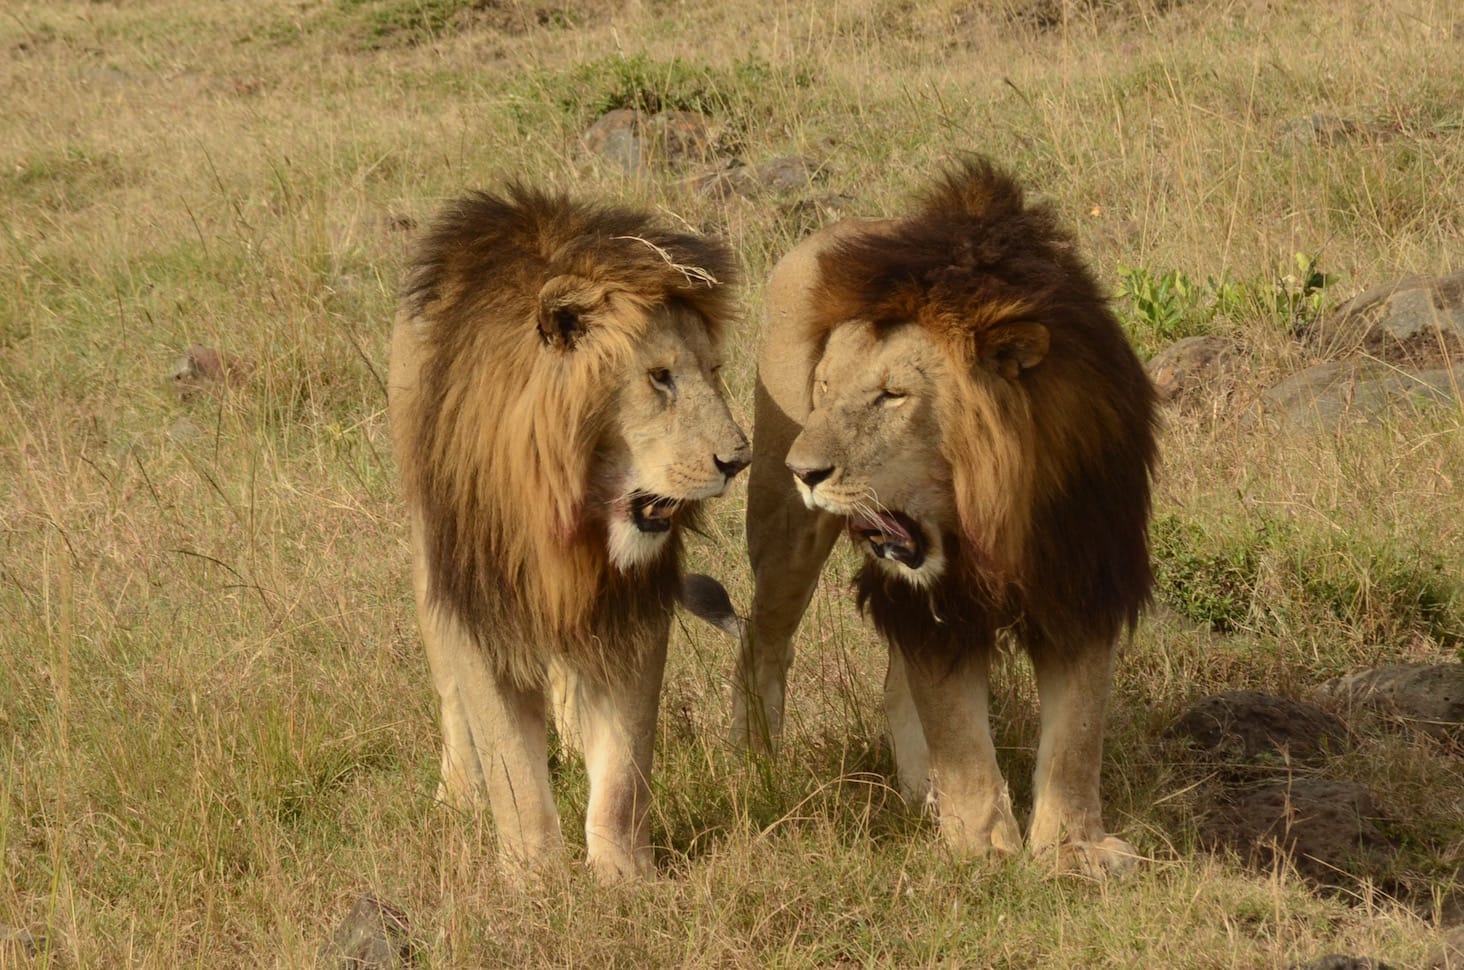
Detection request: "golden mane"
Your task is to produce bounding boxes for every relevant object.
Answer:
[396,184,737,679]
[810,158,1158,654]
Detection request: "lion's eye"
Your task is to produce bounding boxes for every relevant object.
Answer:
[876,389,908,407]
[650,368,675,391]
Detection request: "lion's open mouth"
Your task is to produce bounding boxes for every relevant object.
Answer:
[629,492,681,534]
[849,510,926,569]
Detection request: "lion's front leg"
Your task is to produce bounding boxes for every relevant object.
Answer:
[574,627,669,882]
[883,647,931,804]
[900,648,1022,856]
[1028,640,1135,877]
[446,641,564,874]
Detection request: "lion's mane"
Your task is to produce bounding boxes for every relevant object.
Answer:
[808,159,1158,660]
[396,184,736,682]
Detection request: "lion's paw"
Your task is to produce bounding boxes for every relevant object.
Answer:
[1051,835,1139,879]
[937,806,1024,858]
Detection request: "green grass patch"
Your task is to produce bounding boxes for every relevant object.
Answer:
[1153,512,1464,653]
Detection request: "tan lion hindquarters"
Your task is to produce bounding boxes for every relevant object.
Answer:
[736,159,1157,877]
[390,184,749,883]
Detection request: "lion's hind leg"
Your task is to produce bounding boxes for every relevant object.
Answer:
[425,629,487,807]
[410,524,486,807]
[1028,640,1136,877]
[736,380,844,751]
[547,656,582,757]
[573,628,669,882]
[900,648,1022,857]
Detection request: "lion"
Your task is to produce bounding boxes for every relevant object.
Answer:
[731,158,1157,874]
[388,183,750,882]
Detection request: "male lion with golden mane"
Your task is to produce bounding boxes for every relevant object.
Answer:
[389,184,750,882]
[732,158,1157,874]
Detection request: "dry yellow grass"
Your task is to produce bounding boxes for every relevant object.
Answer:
[2,0,1462,966]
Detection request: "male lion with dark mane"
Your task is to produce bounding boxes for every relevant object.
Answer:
[389,184,750,882]
[732,158,1157,874]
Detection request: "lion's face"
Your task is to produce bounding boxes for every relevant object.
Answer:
[601,301,750,569]
[785,321,957,586]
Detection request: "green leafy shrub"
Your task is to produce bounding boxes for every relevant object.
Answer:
[1152,513,1464,650]
[1117,253,1334,357]
[509,54,814,132]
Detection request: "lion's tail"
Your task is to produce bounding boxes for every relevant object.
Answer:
[678,573,744,640]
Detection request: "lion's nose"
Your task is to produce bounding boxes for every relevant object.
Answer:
[715,453,750,479]
[788,463,834,488]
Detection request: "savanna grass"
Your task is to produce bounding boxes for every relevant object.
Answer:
[2,0,1462,965]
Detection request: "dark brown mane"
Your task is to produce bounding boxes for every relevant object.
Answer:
[824,158,1159,660]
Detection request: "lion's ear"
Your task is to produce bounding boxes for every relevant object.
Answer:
[979,322,1049,380]
[537,275,599,350]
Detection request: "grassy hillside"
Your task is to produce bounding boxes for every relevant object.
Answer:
[2,0,1461,965]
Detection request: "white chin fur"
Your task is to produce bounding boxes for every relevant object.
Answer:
[607,518,672,570]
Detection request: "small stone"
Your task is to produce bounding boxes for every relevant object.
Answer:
[1147,335,1242,407]
[170,345,253,401]
[1290,955,1394,970]
[580,109,715,173]
[326,894,414,970]
[166,417,205,443]
[1277,113,1364,153]
[683,155,823,201]
[0,925,52,961]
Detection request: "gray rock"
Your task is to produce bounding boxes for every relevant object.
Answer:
[1315,663,1464,740]
[1169,691,1349,771]
[580,109,714,173]
[1308,272,1464,365]
[682,155,823,200]
[166,417,205,443]
[1147,335,1242,407]
[1277,113,1365,153]
[0,925,58,963]
[1198,777,1400,885]
[326,895,414,969]
[1248,360,1459,431]
[581,109,643,172]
